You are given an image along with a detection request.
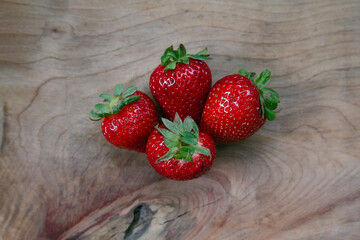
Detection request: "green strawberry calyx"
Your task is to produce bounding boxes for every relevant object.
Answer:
[155,114,211,163]
[89,84,140,121]
[238,68,280,121]
[161,44,211,71]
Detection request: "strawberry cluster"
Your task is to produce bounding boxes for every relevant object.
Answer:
[91,44,279,181]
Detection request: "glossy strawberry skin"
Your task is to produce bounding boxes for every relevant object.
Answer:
[101,91,160,153]
[146,125,216,181]
[150,59,212,124]
[200,74,266,144]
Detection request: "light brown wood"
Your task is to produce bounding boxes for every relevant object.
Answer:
[1,0,360,239]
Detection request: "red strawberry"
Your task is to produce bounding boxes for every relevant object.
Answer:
[90,84,160,152]
[200,69,279,144]
[146,115,216,181]
[150,44,212,124]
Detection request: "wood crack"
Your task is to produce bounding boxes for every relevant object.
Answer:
[160,198,223,225]
[0,101,5,152]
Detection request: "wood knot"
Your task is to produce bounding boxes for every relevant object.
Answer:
[42,20,73,40]
[124,203,155,239]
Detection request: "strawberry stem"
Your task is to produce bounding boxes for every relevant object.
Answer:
[238,68,280,121]
[161,44,211,71]
[155,115,211,163]
[89,84,140,121]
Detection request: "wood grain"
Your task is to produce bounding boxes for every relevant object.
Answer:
[1,0,360,239]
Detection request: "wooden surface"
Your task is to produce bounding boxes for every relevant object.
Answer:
[1,0,360,239]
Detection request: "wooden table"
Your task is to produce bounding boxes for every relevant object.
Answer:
[1,0,360,239]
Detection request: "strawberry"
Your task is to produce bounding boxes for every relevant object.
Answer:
[146,115,216,181]
[90,84,160,153]
[200,69,279,144]
[149,44,212,124]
